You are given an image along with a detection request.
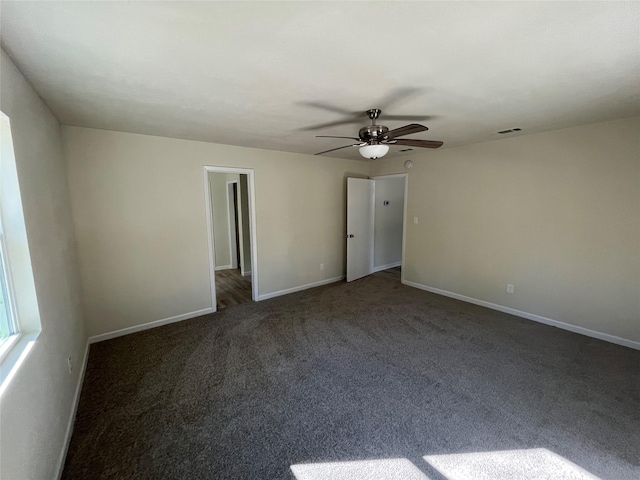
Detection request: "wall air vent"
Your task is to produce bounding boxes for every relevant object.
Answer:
[498,128,522,134]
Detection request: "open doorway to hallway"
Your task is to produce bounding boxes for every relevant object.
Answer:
[346,174,406,283]
[372,174,405,281]
[205,167,257,311]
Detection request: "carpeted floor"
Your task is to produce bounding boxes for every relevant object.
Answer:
[63,270,640,479]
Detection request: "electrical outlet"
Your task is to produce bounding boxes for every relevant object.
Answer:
[320,263,324,271]
[413,217,418,224]
[507,284,514,294]
[67,356,73,374]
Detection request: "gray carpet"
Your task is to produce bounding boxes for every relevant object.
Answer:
[63,270,640,479]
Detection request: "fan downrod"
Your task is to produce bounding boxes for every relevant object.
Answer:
[366,108,382,123]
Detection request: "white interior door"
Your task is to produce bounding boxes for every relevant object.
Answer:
[347,178,375,282]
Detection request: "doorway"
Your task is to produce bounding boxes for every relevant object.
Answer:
[204,167,258,311]
[346,174,407,282]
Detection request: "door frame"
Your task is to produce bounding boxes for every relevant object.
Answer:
[204,166,259,312]
[369,173,408,283]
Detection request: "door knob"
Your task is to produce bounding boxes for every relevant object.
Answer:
[347,234,355,238]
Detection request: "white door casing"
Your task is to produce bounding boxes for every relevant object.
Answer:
[204,166,259,312]
[347,177,375,282]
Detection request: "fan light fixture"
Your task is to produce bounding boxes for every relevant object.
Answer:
[359,144,389,159]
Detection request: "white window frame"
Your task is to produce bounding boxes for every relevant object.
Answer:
[0,111,41,395]
[0,216,20,359]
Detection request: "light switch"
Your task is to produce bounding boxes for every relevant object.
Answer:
[413,217,418,224]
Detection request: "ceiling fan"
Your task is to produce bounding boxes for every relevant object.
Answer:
[315,109,443,159]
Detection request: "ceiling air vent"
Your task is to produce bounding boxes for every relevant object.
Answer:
[399,148,413,152]
[498,128,522,134]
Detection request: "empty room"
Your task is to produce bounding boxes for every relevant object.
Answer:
[0,2,638,479]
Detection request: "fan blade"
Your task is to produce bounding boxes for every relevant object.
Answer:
[298,101,360,116]
[315,144,360,155]
[299,118,362,131]
[376,87,424,110]
[384,124,429,140]
[389,138,443,149]
[316,135,361,141]
[383,115,437,122]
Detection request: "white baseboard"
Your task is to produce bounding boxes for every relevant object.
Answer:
[373,261,402,273]
[402,280,640,351]
[215,265,233,271]
[56,339,90,479]
[241,270,252,277]
[257,276,344,301]
[88,308,214,344]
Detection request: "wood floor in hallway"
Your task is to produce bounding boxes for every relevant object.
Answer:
[215,268,252,310]
[377,266,401,280]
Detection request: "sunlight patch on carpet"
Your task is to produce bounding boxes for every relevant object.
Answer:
[291,458,431,480]
[423,448,599,480]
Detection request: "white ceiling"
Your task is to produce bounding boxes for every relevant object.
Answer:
[1,1,639,159]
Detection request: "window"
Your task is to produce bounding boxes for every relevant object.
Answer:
[0,220,20,364]
[0,227,17,342]
[0,111,41,394]
[0,112,20,356]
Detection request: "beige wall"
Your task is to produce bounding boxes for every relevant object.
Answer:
[63,126,368,337]
[371,117,640,343]
[63,118,639,343]
[0,50,86,479]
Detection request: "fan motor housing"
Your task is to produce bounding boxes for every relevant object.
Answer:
[359,125,389,142]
